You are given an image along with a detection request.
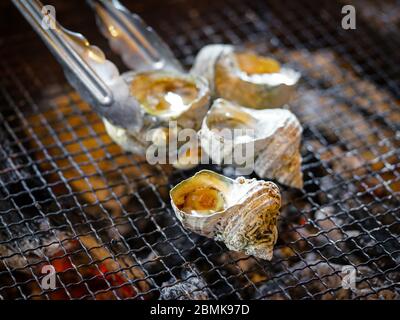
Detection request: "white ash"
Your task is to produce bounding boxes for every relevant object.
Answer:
[160,270,210,300]
[259,253,400,299]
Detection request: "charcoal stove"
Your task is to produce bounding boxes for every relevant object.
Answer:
[0,0,399,300]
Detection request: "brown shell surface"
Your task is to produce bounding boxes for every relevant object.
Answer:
[214,178,281,260]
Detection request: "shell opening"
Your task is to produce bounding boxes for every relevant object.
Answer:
[206,100,257,141]
[131,73,199,117]
[171,171,231,216]
[234,52,281,75]
[177,186,226,216]
[207,114,253,131]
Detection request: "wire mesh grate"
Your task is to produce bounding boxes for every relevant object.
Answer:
[0,0,399,300]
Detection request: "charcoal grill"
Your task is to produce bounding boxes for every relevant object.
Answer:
[1,0,400,300]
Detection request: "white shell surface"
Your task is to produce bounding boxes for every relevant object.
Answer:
[200,99,303,189]
[170,170,281,260]
[190,44,234,94]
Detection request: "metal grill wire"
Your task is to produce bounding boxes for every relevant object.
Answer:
[0,0,399,299]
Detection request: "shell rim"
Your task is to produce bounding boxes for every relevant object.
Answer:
[170,169,235,217]
[218,49,301,87]
[122,70,210,119]
[201,98,297,144]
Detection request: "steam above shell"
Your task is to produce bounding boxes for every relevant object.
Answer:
[104,70,210,158]
[200,99,303,189]
[191,44,300,109]
[170,170,281,260]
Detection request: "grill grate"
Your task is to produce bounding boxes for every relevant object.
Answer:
[0,0,400,300]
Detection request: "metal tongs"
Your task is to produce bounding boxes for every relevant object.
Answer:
[12,0,183,131]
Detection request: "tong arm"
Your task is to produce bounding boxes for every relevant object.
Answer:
[13,0,114,107]
[88,0,184,72]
